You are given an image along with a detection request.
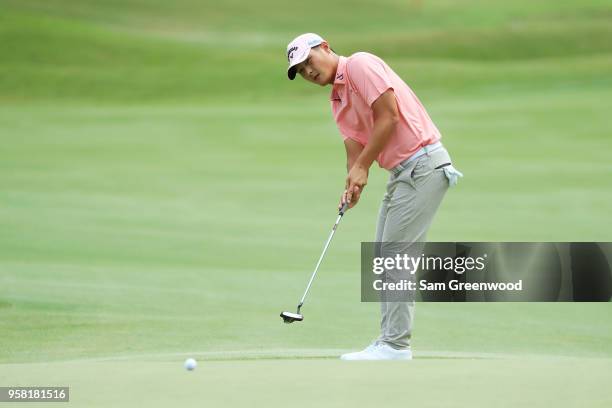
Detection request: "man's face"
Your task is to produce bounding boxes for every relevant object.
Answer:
[295,44,334,86]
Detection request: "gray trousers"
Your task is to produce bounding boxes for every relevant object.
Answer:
[375,147,453,350]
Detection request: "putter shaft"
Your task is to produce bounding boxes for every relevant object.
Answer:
[297,203,348,310]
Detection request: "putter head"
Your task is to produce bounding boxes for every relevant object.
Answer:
[280,311,303,324]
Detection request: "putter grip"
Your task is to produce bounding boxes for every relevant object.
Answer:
[339,202,349,216]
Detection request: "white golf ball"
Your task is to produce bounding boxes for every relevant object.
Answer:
[184,358,197,371]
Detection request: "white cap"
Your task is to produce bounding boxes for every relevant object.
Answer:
[286,33,324,80]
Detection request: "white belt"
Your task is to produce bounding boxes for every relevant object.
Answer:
[389,141,463,187]
[390,142,443,176]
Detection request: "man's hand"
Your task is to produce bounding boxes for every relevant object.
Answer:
[338,186,362,211]
[340,164,368,209]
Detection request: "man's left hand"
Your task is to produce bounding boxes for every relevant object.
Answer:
[345,164,368,207]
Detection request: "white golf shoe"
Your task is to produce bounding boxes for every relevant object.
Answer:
[340,342,413,361]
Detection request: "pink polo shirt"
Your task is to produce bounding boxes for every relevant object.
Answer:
[330,52,441,170]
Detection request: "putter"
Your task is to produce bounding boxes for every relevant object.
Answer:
[280,202,350,324]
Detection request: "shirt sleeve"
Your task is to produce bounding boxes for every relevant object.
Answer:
[346,54,394,107]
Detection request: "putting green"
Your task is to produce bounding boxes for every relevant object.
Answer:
[1,356,611,407]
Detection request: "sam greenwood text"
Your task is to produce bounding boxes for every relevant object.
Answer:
[373,279,523,292]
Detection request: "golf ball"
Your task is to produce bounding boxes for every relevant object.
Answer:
[184,358,197,371]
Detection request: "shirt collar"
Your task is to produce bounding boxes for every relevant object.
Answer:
[330,56,347,101]
[334,56,347,85]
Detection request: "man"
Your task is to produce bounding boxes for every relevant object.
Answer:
[286,33,462,360]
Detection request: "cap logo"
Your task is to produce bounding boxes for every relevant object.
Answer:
[287,46,298,62]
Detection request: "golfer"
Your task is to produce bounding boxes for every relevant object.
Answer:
[286,33,462,360]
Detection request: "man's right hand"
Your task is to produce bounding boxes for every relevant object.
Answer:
[338,185,362,211]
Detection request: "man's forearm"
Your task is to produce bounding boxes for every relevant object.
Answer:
[354,116,398,170]
[347,155,358,173]
[344,139,365,173]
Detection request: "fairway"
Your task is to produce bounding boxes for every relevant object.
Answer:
[1,0,612,407]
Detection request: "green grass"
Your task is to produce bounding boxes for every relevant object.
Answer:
[1,0,611,407]
[2,358,611,407]
[1,0,612,102]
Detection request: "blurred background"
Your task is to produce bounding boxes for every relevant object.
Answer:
[0,1,611,406]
